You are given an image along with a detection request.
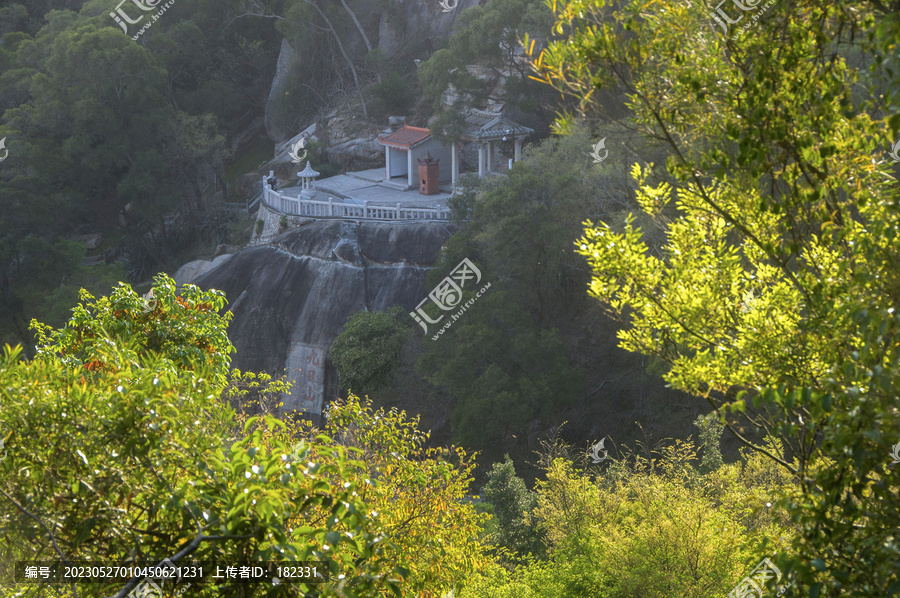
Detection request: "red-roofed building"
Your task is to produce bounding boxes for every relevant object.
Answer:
[379,125,432,150]
[377,110,534,191]
[378,124,452,190]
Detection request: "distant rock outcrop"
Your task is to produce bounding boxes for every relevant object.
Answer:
[262,0,483,148]
[182,220,455,419]
[264,39,296,144]
[174,254,234,286]
[377,0,482,58]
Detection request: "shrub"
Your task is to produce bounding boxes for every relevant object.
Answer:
[462,437,794,598]
[481,455,545,564]
[370,69,415,117]
[331,307,408,395]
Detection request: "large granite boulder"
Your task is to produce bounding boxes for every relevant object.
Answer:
[263,38,296,144]
[185,220,455,419]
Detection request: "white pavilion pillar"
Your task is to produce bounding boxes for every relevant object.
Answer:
[407,149,415,189]
[478,145,486,178]
[385,146,391,181]
[451,143,459,185]
[514,139,523,161]
[486,141,494,173]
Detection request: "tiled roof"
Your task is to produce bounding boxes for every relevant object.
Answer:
[463,108,534,141]
[378,125,432,149]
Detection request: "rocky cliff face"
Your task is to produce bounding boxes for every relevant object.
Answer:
[263,0,483,145]
[184,220,455,419]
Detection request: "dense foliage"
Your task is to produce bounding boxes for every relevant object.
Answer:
[3,0,899,595]
[479,455,545,565]
[465,435,795,598]
[418,0,559,140]
[0,275,486,598]
[412,124,650,470]
[312,397,488,597]
[331,308,408,396]
[533,0,900,594]
[0,0,276,345]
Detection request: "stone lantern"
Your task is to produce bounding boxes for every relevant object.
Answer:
[298,161,320,199]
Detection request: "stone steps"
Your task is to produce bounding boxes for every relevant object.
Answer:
[346,170,384,183]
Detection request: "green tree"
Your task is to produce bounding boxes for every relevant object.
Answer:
[481,455,545,564]
[0,274,412,598]
[534,0,900,593]
[463,438,795,598]
[310,395,489,598]
[418,126,636,459]
[418,0,557,131]
[695,412,725,474]
[0,0,267,344]
[465,125,637,326]
[417,286,584,452]
[331,307,408,396]
[369,68,415,118]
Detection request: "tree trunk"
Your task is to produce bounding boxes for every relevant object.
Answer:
[338,0,381,83]
[302,0,368,119]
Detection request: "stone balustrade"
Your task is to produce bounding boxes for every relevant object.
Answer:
[261,177,452,222]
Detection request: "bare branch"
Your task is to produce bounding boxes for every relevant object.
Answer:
[301,0,368,119]
[223,10,285,30]
[107,532,253,598]
[0,489,68,562]
[0,488,78,598]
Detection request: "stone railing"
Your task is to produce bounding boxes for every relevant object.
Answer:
[261,176,452,222]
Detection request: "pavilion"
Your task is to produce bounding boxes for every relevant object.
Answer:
[455,108,534,184]
[376,108,534,189]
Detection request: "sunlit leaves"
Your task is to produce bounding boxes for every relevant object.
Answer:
[540,0,900,594]
[0,277,419,598]
[312,396,490,597]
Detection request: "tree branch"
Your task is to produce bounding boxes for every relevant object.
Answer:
[0,489,78,598]
[302,0,368,119]
[107,532,253,598]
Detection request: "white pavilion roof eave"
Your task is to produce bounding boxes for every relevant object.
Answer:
[297,161,320,178]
